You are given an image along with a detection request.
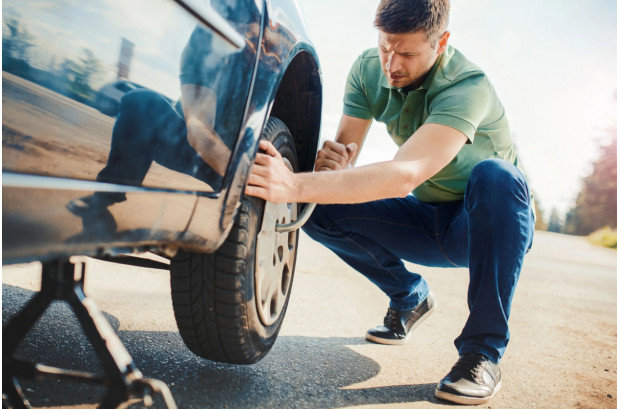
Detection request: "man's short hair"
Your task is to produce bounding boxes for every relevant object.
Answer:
[374,0,450,45]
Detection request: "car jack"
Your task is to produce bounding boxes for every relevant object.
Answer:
[2,260,177,409]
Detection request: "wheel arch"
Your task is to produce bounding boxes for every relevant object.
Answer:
[269,50,322,173]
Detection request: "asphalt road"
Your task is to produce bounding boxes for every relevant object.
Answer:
[2,230,617,408]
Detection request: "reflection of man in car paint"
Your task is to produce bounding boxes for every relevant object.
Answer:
[67,19,257,215]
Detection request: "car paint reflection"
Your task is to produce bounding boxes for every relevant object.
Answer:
[2,0,261,262]
[2,0,322,264]
[2,1,259,193]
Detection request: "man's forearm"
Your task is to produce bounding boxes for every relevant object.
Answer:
[245,124,466,205]
[294,160,420,204]
[333,114,372,167]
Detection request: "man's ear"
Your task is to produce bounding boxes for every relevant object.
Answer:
[437,31,450,54]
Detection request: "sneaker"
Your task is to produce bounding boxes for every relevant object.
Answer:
[435,353,502,405]
[365,292,436,345]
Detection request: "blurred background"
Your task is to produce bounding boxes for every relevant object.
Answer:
[298,0,617,247]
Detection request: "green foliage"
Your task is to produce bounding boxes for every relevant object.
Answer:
[2,17,102,104]
[2,18,35,74]
[61,49,102,99]
[587,226,617,249]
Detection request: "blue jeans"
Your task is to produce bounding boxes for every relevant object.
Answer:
[302,159,535,363]
[97,89,223,191]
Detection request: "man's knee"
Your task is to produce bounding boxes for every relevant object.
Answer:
[119,89,168,114]
[466,159,530,209]
[470,159,527,192]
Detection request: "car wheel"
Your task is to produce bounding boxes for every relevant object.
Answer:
[170,117,299,364]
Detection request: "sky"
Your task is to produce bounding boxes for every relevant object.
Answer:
[298,0,617,221]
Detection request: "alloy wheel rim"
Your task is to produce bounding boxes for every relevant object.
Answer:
[254,158,297,326]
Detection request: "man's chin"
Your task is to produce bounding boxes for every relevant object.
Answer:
[388,77,411,88]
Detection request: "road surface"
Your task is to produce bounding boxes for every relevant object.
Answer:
[2,230,616,408]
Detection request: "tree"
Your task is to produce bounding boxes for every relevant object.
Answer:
[564,133,617,235]
[547,208,562,233]
[2,18,35,74]
[533,196,547,230]
[61,48,102,99]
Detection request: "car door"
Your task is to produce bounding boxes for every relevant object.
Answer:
[2,0,261,263]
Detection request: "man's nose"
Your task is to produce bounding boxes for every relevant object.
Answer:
[387,53,401,72]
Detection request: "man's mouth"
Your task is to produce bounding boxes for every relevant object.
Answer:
[390,73,406,81]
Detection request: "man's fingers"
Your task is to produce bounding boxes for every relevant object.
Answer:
[246,172,270,191]
[253,152,273,165]
[317,148,346,164]
[323,140,348,156]
[244,184,267,199]
[346,142,358,157]
[259,139,281,158]
[246,169,263,184]
[247,141,296,203]
[245,167,271,199]
[314,157,344,171]
[316,140,358,170]
[345,142,358,167]
[317,147,348,169]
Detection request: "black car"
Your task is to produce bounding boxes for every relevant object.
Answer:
[94,80,146,116]
[3,0,322,406]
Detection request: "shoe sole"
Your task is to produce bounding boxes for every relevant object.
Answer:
[364,299,436,345]
[434,380,502,405]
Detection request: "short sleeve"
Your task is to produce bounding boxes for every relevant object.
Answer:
[343,55,373,120]
[425,74,491,143]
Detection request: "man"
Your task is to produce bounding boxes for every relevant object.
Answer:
[245,0,534,404]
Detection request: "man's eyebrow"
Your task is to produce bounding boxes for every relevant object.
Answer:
[396,50,420,56]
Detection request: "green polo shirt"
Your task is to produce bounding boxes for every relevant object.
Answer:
[343,45,518,203]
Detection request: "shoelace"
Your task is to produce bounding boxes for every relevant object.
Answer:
[450,353,486,381]
[383,307,399,330]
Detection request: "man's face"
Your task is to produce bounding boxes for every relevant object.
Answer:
[378,29,449,89]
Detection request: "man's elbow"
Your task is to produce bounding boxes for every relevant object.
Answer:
[390,164,420,198]
[393,173,419,198]
[394,183,415,198]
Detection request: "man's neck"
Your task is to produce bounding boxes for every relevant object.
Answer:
[402,75,428,93]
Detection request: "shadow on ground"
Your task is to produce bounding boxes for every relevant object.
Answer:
[3,284,440,408]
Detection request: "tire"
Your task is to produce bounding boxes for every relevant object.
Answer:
[170,117,299,364]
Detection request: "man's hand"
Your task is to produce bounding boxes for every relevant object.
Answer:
[245,140,298,203]
[314,140,358,172]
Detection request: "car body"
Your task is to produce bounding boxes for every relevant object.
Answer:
[2,0,322,265]
[3,0,323,378]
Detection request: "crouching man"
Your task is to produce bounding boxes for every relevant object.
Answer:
[246,0,534,404]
